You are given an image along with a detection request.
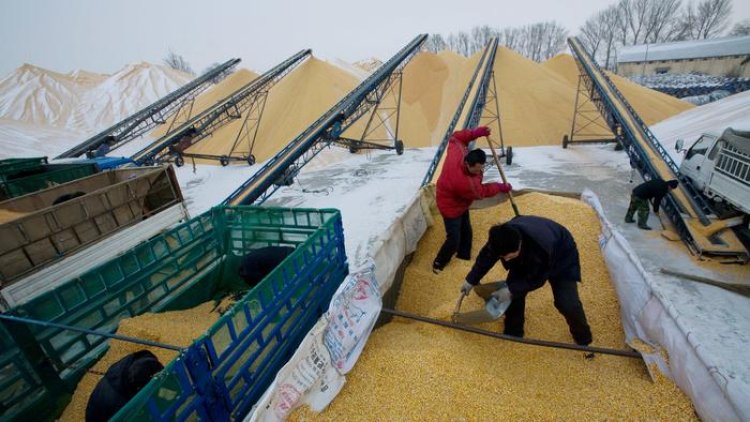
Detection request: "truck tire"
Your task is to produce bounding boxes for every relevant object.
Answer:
[247,154,256,166]
[220,156,229,167]
[506,146,513,166]
[562,135,569,149]
[175,155,184,167]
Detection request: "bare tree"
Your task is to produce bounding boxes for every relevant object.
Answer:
[470,26,498,55]
[456,31,472,56]
[679,0,732,39]
[500,27,523,52]
[164,50,195,75]
[424,34,447,53]
[730,19,750,36]
[642,0,683,42]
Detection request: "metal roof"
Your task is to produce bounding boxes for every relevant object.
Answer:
[618,35,750,63]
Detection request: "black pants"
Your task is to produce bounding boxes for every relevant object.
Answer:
[434,211,472,268]
[503,280,592,346]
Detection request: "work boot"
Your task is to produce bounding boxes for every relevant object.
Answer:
[624,217,635,223]
[637,224,652,230]
[432,262,444,274]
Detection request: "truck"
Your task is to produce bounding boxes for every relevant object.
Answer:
[675,127,750,216]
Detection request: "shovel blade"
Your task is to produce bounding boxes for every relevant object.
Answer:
[474,281,507,300]
[452,297,510,325]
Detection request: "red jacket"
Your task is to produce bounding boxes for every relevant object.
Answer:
[436,129,505,218]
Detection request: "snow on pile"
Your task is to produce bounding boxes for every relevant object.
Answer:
[0,62,193,135]
[650,89,750,164]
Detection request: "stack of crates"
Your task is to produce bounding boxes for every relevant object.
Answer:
[0,206,348,421]
[0,157,99,200]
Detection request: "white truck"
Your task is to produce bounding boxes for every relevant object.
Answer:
[676,127,750,215]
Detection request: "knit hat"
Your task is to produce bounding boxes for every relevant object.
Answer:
[488,224,521,255]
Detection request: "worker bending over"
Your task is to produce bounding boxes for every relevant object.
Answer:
[625,178,679,230]
[461,215,593,346]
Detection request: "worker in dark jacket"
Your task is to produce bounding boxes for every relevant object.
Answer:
[433,126,512,274]
[460,216,592,346]
[239,245,295,288]
[625,178,679,230]
[86,350,163,422]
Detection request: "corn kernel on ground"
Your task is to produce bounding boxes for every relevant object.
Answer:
[60,299,229,421]
[289,192,696,421]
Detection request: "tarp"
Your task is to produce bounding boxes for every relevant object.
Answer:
[582,188,744,422]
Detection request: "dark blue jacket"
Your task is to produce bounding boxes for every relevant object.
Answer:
[466,216,581,296]
[632,178,670,212]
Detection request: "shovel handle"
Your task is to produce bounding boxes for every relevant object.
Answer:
[453,292,467,317]
[486,136,520,216]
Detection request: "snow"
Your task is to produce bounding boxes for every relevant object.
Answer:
[649,89,750,164]
[618,35,750,63]
[0,62,192,136]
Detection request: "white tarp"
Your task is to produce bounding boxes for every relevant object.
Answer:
[581,188,743,422]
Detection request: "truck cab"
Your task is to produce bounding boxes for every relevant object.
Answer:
[676,128,750,215]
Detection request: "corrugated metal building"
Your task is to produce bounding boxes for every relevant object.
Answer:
[617,36,750,77]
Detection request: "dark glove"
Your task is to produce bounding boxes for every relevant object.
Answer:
[472,126,491,138]
[491,285,512,303]
[460,280,473,296]
[498,183,512,193]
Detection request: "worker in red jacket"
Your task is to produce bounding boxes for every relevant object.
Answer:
[433,126,512,273]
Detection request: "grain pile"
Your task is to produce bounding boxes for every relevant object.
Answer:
[184,57,360,165]
[149,68,260,140]
[542,53,694,127]
[289,192,696,420]
[59,299,231,421]
[152,48,692,165]
[399,51,480,147]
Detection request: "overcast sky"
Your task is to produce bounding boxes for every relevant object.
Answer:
[1,0,749,77]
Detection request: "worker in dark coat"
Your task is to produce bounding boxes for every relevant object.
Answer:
[625,178,679,230]
[85,350,163,422]
[433,126,512,274]
[460,215,593,346]
[238,245,296,288]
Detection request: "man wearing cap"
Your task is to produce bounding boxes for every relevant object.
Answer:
[625,178,679,230]
[432,126,512,274]
[459,215,592,346]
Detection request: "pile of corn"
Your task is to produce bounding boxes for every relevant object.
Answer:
[59,298,232,421]
[290,192,696,420]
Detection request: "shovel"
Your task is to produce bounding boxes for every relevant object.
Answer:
[451,282,511,325]
[656,212,681,241]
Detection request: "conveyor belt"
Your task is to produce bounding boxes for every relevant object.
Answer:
[223,35,428,206]
[421,38,498,186]
[131,50,311,165]
[568,37,748,259]
[56,58,241,159]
